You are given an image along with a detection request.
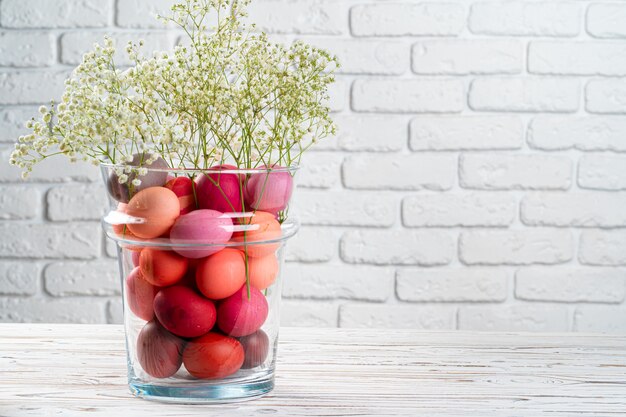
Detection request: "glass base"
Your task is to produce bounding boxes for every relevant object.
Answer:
[129,375,274,404]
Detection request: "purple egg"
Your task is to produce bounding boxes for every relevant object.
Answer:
[107,153,169,203]
[217,285,268,337]
[239,330,270,369]
[169,209,233,258]
[196,169,243,215]
[245,170,293,215]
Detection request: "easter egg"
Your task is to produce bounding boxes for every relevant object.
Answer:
[107,153,169,203]
[248,253,279,290]
[137,321,185,378]
[195,249,246,300]
[196,168,243,215]
[126,187,180,239]
[239,330,270,369]
[183,333,244,379]
[170,209,233,258]
[165,176,196,215]
[232,211,281,258]
[131,250,141,267]
[139,248,188,287]
[153,285,216,338]
[245,169,293,215]
[125,266,158,321]
[217,285,268,337]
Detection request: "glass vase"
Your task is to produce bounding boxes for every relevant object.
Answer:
[100,163,299,403]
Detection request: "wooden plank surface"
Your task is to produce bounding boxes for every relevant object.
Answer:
[0,324,625,416]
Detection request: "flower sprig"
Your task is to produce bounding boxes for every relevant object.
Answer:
[9,0,339,177]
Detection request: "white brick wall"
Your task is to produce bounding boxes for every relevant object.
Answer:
[1,0,626,333]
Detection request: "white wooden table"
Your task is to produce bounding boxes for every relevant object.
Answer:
[1,324,625,416]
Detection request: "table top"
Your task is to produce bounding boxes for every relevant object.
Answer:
[1,324,625,416]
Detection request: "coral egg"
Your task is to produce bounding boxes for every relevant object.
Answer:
[217,285,268,337]
[232,211,281,258]
[183,333,244,379]
[139,248,188,287]
[126,187,180,239]
[170,209,233,258]
[125,266,158,321]
[195,249,246,300]
[153,285,216,338]
[248,253,279,290]
[137,321,185,378]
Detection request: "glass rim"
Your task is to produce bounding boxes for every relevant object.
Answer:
[99,163,300,175]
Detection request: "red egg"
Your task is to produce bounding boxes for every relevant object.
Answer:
[170,209,233,258]
[232,211,281,258]
[140,248,188,287]
[217,285,268,337]
[196,249,246,300]
[125,267,158,321]
[126,187,180,239]
[137,321,185,378]
[196,168,243,215]
[239,330,270,369]
[183,333,244,379]
[153,286,216,338]
[248,253,279,290]
[165,176,196,215]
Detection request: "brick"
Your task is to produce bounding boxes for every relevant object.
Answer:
[529,42,626,76]
[586,79,626,114]
[528,116,626,151]
[45,260,119,296]
[413,40,522,75]
[248,0,344,35]
[521,193,626,227]
[460,230,574,265]
[340,230,454,266]
[0,223,101,259]
[0,147,100,183]
[301,38,408,75]
[580,230,626,266]
[282,264,393,302]
[342,154,456,191]
[105,237,118,258]
[335,115,408,152]
[574,307,626,333]
[0,186,39,219]
[469,1,580,37]
[410,116,523,151]
[0,71,68,105]
[281,301,338,327]
[61,31,174,66]
[0,297,106,323]
[47,184,107,221]
[297,152,342,189]
[350,3,465,37]
[459,305,569,332]
[397,268,508,302]
[460,154,572,190]
[469,78,579,113]
[328,79,347,113]
[579,154,626,190]
[340,304,456,330]
[352,79,464,113]
[292,190,396,227]
[116,0,174,28]
[106,299,123,324]
[0,32,55,67]
[285,227,337,263]
[0,106,40,143]
[516,267,625,303]
[402,193,516,227]
[0,262,39,295]
[587,3,626,38]
[0,0,111,28]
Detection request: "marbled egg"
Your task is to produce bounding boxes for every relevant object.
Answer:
[169,209,233,258]
[153,285,216,338]
[126,187,180,239]
[239,330,270,369]
[137,320,185,378]
[107,153,169,203]
[183,333,244,379]
[217,285,268,337]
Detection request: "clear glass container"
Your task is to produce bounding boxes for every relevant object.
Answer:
[100,163,299,403]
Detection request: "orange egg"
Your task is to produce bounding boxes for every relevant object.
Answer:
[248,254,279,290]
[126,187,180,239]
[196,249,246,300]
[232,211,281,258]
[140,248,188,287]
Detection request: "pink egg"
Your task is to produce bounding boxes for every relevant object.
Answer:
[137,321,185,378]
[196,168,244,215]
[239,329,270,369]
[245,169,293,215]
[125,267,158,321]
[217,285,268,337]
[154,285,217,338]
[170,210,234,258]
[131,250,141,267]
[165,176,196,215]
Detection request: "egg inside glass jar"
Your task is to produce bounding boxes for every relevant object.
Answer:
[125,187,180,239]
